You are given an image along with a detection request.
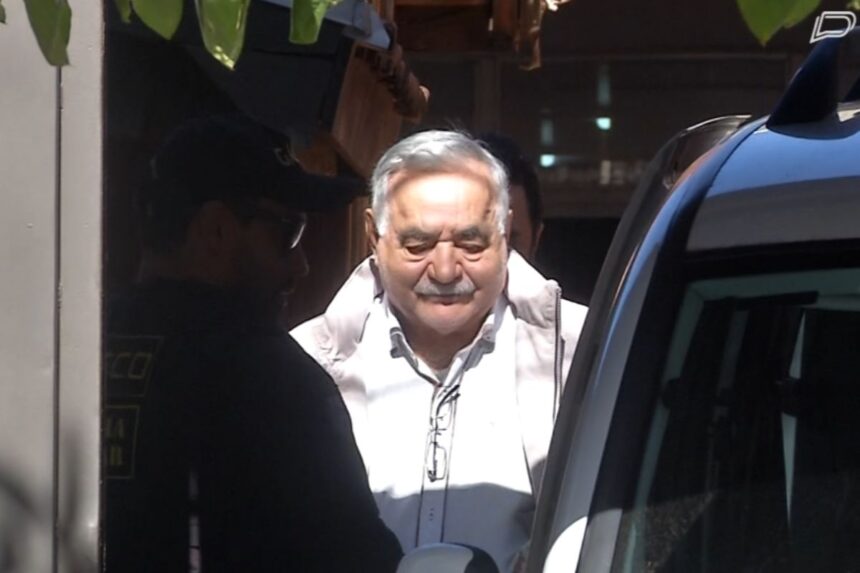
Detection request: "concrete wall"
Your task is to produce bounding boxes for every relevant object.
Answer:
[0,3,102,571]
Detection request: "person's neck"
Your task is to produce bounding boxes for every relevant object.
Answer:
[400,319,483,371]
[138,253,227,287]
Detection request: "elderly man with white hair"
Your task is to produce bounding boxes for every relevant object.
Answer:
[291,130,587,572]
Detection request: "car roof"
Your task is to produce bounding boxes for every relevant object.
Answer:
[684,30,860,253]
[687,103,860,252]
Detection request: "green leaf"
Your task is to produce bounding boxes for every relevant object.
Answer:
[290,0,341,45]
[849,0,860,11]
[783,0,821,27]
[737,0,787,44]
[23,0,72,66]
[131,0,183,40]
[737,0,822,45]
[113,0,132,24]
[0,1,6,25]
[196,0,251,70]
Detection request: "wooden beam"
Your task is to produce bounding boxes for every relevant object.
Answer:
[396,0,489,6]
[473,57,501,131]
[395,6,493,51]
[329,47,404,177]
[492,0,518,42]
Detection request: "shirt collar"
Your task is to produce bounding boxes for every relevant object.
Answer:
[383,294,507,363]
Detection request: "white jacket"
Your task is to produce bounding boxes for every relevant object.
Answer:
[291,251,588,493]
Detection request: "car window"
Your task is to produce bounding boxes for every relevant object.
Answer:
[611,266,860,572]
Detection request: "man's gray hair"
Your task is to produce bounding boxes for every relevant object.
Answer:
[370,130,510,235]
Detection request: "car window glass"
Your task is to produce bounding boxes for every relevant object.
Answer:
[612,267,860,572]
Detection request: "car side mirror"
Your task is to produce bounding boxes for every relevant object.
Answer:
[397,543,500,573]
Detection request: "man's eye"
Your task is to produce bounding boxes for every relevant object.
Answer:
[459,243,486,255]
[404,243,432,255]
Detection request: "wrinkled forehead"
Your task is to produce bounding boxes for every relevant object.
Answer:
[386,159,496,199]
[388,172,497,230]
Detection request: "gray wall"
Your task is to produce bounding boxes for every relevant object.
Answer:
[0,3,102,571]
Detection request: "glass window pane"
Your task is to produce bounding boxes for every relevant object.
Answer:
[614,267,860,572]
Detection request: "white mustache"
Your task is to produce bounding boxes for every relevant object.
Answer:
[414,275,476,297]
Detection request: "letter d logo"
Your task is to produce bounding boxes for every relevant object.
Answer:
[810,11,857,43]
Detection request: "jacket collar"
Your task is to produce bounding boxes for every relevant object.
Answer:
[504,250,562,330]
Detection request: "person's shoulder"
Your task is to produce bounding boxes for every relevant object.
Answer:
[560,297,588,316]
[204,326,335,388]
[290,257,382,359]
[560,297,588,339]
[290,314,328,363]
[233,327,326,371]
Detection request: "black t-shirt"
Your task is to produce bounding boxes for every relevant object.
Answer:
[103,280,402,572]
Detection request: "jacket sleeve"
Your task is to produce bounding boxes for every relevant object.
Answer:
[196,332,403,572]
[559,299,589,390]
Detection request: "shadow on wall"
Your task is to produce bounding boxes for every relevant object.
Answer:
[0,445,95,572]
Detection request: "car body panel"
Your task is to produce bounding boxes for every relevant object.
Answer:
[688,105,860,252]
[528,117,763,573]
[541,34,860,573]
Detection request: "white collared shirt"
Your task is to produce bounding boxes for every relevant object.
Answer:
[356,296,534,572]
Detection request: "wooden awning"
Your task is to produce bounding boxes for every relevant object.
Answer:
[384,0,572,68]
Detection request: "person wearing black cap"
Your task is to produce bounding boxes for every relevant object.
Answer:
[103,116,403,572]
[135,115,363,319]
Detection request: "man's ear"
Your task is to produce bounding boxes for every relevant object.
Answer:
[365,208,380,253]
[193,201,241,257]
[505,209,513,241]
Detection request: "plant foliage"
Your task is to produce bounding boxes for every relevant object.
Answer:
[3,0,343,68]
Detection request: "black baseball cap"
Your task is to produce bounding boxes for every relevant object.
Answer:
[143,115,365,214]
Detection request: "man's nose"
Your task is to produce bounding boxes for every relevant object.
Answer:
[285,245,309,279]
[427,243,461,284]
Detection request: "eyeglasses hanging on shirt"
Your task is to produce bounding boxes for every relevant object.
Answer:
[425,384,460,482]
